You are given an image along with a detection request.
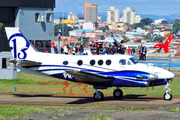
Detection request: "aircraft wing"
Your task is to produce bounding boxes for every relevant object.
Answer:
[9,59,42,67]
[65,70,115,86]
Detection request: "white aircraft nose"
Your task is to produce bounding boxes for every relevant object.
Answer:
[164,70,175,80]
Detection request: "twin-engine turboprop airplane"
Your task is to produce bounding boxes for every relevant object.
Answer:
[5,27,175,101]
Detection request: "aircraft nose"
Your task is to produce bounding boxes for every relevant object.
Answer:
[164,71,175,80]
[168,71,175,79]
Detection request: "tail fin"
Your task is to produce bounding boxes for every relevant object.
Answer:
[5,27,38,60]
[164,34,174,46]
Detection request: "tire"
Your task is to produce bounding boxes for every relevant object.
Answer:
[164,92,173,100]
[93,91,104,101]
[113,89,123,98]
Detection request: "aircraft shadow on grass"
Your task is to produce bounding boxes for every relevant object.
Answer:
[12,94,163,105]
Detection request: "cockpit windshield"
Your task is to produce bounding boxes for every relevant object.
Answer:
[129,57,139,64]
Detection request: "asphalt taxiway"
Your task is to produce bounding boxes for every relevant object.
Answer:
[0,93,180,109]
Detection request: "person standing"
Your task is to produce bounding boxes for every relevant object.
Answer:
[72,46,75,55]
[51,45,55,53]
[116,42,121,55]
[54,45,58,54]
[60,45,64,54]
[75,45,78,55]
[111,46,116,55]
[96,44,100,55]
[64,45,69,55]
[87,46,92,55]
[121,45,125,54]
[79,45,84,55]
[127,46,131,55]
[103,47,107,55]
[107,46,111,55]
[139,45,144,60]
[83,46,87,55]
[143,46,147,61]
[131,47,135,57]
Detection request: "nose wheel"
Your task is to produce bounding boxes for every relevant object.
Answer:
[164,83,173,100]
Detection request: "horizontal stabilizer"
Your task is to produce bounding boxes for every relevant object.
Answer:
[9,59,42,67]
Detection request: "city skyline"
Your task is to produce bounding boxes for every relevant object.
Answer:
[55,0,180,16]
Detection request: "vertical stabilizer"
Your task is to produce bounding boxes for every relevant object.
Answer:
[5,27,37,60]
[164,34,173,46]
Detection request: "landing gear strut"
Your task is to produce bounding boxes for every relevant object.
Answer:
[93,89,104,101]
[164,83,172,100]
[113,87,123,98]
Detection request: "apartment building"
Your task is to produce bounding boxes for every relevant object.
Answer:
[135,15,142,23]
[68,12,78,21]
[107,6,119,22]
[123,7,135,24]
[84,1,97,22]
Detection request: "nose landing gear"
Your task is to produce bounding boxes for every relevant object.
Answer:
[164,83,172,100]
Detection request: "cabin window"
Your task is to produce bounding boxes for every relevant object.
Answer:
[63,61,68,65]
[119,59,126,65]
[90,60,95,66]
[106,59,111,66]
[128,60,132,65]
[98,60,103,66]
[77,60,83,66]
[129,57,138,64]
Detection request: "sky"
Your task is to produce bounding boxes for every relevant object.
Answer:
[55,0,180,15]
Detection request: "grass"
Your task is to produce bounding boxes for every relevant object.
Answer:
[158,106,180,112]
[0,105,149,119]
[90,112,113,120]
[0,72,180,97]
[0,73,180,96]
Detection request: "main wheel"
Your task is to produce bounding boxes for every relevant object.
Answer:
[164,92,173,100]
[93,91,104,101]
[113,89,123,98]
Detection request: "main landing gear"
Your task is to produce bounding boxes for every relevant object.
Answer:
[93,87,123,101]
[164,83,172,100]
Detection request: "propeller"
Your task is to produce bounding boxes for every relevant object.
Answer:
[147,63,158,91]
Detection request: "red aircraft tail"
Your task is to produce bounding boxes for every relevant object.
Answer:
[164,34,174,46]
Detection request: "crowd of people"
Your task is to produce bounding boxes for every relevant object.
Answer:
[50,43,147,61]
[59,45,92,55]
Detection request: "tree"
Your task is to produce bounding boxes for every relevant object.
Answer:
[144,33,151,39]
[54,24,73,36]
[78,17,84,20]
[105,25,109,31]
[154,35,164,43]
[83,37,89,45]
[140,18,153,25]
[131,18,153,29]
[59,17,66,20]
[100,27,107,32]
[95,22,98,28]
[173,19,180,34]
[100,35,105,40]
[131,22,144,29]
[161,20,169,24]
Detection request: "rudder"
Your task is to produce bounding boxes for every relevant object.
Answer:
[5,27,38,60]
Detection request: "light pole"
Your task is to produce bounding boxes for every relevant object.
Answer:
[62,0,64,45]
